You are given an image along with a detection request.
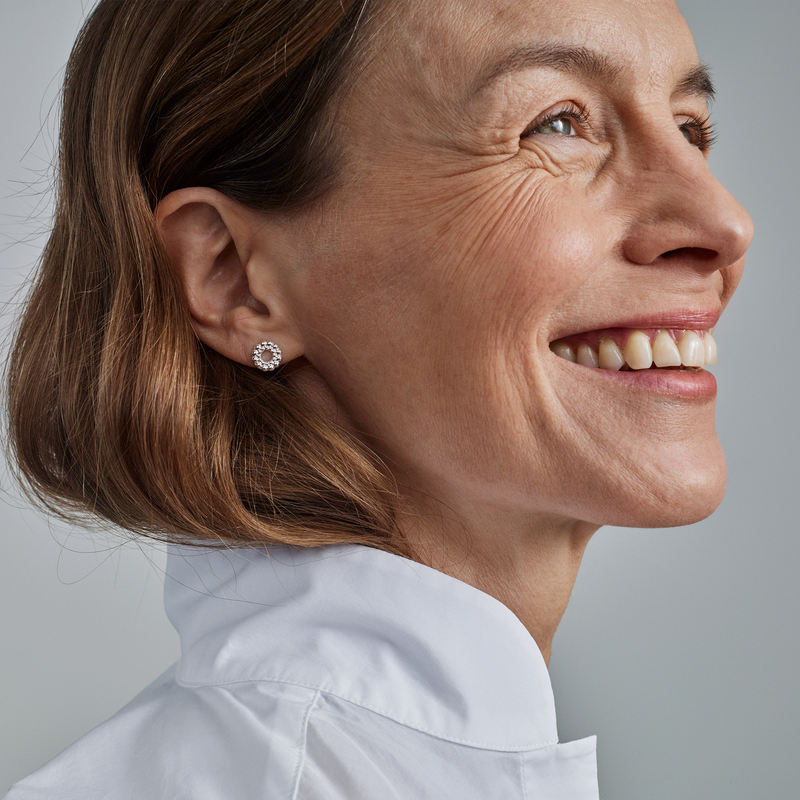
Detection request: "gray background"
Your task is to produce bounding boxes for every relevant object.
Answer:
[1,1,797,797]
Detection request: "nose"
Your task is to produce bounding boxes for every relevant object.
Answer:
[620,135,754,273]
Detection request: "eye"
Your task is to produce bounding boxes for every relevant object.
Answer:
[678,115,717,152]
[522,105,589,139]
[532,116,576,136]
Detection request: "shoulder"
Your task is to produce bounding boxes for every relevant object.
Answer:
[4,670,315,799]
[5,672,526,800]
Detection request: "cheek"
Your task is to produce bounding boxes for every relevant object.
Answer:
[300,170,609,365]
[398,172,610,344]
[294,169,619,502]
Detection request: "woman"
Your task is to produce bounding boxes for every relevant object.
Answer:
[4,0,752,797]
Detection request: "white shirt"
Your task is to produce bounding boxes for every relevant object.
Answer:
[6,544,599,799]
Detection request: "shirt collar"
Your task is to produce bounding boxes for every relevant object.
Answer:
[164,544,559,751]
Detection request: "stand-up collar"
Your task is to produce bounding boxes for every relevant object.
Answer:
[165,544,559,751]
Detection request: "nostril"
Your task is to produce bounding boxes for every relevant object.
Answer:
[659,246,717,262]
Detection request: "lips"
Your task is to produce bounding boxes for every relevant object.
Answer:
[549,328,716,371]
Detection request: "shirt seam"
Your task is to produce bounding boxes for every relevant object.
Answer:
[519,751,529,800]
[289,689,319,800]
[175,675,558,752]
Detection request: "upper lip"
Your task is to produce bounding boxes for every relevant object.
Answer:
[548,308,722,342]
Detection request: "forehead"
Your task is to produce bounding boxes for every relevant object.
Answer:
[366,0,698,101]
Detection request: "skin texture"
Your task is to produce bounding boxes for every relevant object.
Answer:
[157,0,753,663]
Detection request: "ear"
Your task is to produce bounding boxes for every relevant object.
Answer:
[155,187,304,369]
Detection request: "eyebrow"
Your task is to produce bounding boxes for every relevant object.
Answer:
[474,43,715,104]
[475,44,623,93]
[674,62,715,102]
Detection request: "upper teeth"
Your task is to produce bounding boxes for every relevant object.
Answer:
[550,329,717,370]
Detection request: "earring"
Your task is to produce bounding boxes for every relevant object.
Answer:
[252,341,282,372]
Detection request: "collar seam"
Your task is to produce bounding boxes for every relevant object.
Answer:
[174,674,558,752]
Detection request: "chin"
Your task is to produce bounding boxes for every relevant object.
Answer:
[596,443,729,530]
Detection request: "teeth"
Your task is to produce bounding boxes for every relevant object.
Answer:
[598,338,625,370]
[551,342,577,362]
[551,329,717,371]
[677,331,704,367]
[623,330,653,370]
[577,344,599,368]
[652,329,682,367]
[703,332,717,365]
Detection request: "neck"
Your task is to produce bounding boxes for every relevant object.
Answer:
[397,500,597,665]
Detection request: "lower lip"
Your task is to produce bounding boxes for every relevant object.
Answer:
[565,362,717,399]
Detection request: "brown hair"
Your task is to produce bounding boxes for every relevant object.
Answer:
[5,0,405,554]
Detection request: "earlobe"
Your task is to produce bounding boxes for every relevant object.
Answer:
[154,187,305,369]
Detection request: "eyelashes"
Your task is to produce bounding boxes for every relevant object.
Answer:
[521,104,590,139]
[521,103,718,153]
[679,114,718,152]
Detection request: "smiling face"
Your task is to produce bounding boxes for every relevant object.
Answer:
[284,0,753,536]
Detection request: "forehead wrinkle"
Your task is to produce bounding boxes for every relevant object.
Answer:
[474,43,625,95]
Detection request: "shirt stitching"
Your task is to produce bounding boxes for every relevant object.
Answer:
[520,751,529,800]
[176,675,558,752]
[289,689,319,800]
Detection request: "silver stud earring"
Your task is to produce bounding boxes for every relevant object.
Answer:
[252,341,282,372]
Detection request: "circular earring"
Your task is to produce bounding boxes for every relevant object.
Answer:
[252,341,282,372]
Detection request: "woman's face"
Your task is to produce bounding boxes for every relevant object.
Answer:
[285,0,753,532]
